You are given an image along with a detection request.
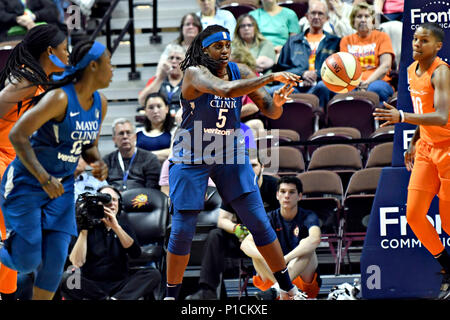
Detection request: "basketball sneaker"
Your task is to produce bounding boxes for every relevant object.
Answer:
[327,282,360,300]
[256,287,279,300]
[185,288,217,300]
[438,270,450,300]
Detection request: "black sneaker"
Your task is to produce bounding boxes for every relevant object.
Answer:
[438,270,450,300]
[185,289,217,300]
[256,287,279,300]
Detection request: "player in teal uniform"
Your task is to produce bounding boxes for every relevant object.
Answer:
[0,40,112,300]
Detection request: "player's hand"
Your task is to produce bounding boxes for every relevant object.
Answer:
[404,144,416,171]
[90,160,108,181]
[373,102,401,127]
[273,82,295,107]
[41,176,65,199]
[272,72,301,85]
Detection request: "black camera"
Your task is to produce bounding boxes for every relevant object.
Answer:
[76,192,112,228]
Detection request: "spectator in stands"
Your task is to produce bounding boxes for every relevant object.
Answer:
[232,14,276,74]
[74,157,107,202]
[299,0,354,38]
[196,0,236,39]
[136,92,176,163]
[103,118,161,192]
[241,176,322,300]
[340,1,395,104]
[185,153,279,300]
[249,0,300,55]
[174,12,203,52]
[0,0,67,42]
[269,0,340,109]
[374,0,404,22]
[60,185,161,300]
[138,44,185,115]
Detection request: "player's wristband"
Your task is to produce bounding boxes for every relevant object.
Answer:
[399,110,405,123]
[40,176,52,187]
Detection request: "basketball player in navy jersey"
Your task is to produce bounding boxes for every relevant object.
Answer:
[165,25,305,300]
[0,40,112,300]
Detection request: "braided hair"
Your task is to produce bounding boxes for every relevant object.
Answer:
[0,24,66,91]
[180,24,230,76]
[28,40,97,107]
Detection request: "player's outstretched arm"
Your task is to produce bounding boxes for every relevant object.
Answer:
[239,63,296,119]
[373,65,450,127]
[183,64,300,100]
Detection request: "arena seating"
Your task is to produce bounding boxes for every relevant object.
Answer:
[326,91,380,138]
[86,0,398,297]
[220,3,257,19]
[278,0,309,20]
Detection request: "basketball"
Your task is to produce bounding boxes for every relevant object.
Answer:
[320,52,362,93]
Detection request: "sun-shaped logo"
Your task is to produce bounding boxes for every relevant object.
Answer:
[131,193,149,209]
[293,225,299,237]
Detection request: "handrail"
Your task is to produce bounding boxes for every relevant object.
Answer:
[89,0,161,80]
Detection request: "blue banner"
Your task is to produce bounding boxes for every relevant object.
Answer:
[392,0,450,166]
[361,0,450,299]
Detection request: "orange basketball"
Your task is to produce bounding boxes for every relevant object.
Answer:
[320,52,362,93]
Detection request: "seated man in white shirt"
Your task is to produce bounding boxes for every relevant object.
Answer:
[74,157,108,202]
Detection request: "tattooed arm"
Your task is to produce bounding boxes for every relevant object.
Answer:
[182,65,300,102]
[241,63,295,120]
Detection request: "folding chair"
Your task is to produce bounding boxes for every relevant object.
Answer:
[297,170,344,275]
[326,91,379,138]
[220,3,257,19]
[266,94,320,142]
[259,146,305,176]
[121,187,170,299]
[341,167,382,274]
[307,127,362,161]
[278,0,309,20]
[365,142,393,168]
[307,144,363,191]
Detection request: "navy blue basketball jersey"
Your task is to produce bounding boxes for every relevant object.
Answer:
[172,62,247,164]
[268,208,320,255]
[15,83,102,178]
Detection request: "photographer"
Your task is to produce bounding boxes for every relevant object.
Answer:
[60,186,161,300]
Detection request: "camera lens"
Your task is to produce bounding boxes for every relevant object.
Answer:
[98,193,112,204]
